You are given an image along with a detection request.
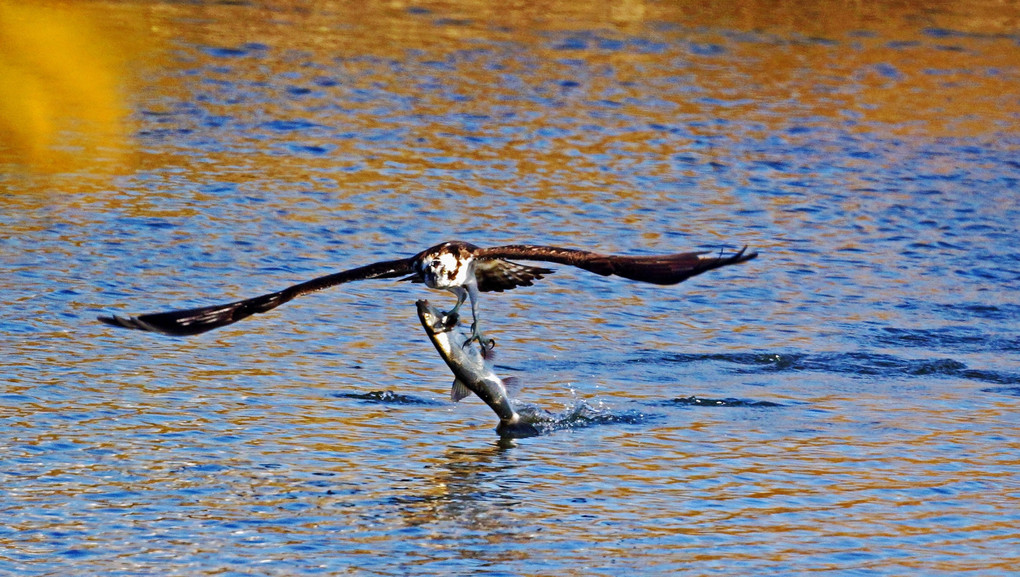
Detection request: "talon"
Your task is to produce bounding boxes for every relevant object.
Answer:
[463,335,495,350]
[463,321,495,351]
[440,311,459,328]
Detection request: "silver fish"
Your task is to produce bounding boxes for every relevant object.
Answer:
[416,299,540,437]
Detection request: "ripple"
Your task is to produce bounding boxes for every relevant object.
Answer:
[873,327,1020,353]
[981,386,1020,397]
[199,43,269,58]
[333,390,444,406]
[259,119,329,131]
[661,395,784,408]
[649,351,1019,385]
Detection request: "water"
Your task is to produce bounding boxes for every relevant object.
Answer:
[2,1,1019,574]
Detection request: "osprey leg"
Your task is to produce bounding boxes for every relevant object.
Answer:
[464,281,494,350]
[445,286,468,317]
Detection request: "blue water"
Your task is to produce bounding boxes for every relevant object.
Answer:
[2,3,1019,575]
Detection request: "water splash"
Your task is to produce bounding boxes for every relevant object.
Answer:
[509,399,656,437]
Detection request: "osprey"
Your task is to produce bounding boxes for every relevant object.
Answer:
[99,241,758,347]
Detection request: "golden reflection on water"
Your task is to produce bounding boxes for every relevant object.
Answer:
[0,1,152,175]
[4,0,1015,191]
[160,0,1014,245]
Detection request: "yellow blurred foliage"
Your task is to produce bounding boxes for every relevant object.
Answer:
[0,1,136,174]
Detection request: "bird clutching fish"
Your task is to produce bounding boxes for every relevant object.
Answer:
[98,240,758,347]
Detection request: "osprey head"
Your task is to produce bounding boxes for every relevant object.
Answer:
[417,241,476,289]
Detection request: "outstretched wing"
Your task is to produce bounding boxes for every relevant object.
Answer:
[474,259,554,293]
[98,257,416,336]
[474,244,757,285]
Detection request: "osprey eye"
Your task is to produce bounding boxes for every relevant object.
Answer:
[431,259,441,268]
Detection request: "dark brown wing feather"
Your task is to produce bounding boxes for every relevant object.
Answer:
[474,259,554,292]
[98,257,416,336]
[474,244,757,285]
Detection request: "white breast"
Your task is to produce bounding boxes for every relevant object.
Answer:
[423,251,474,289]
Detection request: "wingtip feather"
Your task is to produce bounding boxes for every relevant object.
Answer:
[98,313,168,335]
[98,314,135,329]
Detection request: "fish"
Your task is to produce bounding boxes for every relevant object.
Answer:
[415,299,541,438]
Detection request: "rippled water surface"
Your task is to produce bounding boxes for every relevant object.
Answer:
[2,1,1019,574]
